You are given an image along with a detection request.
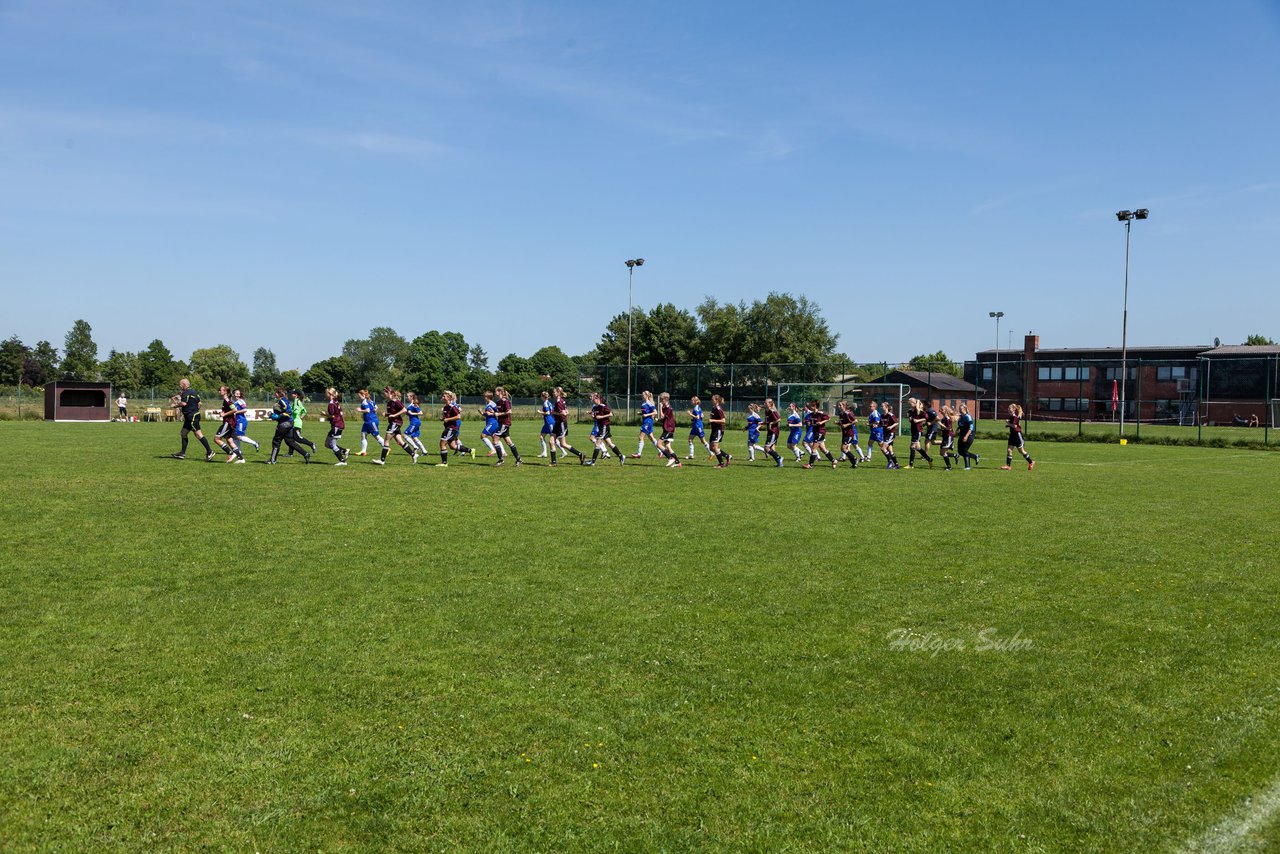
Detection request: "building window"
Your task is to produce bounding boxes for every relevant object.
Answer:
[1063,366,1090,381]
[982,367,993,381]
[1104,367,1137,381]
[1037,367,1064,381]
[1156,366,1189,381]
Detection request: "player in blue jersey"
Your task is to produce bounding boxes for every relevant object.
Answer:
[479,390,500,456]
[632,390,661,459]
[785,403,805,461]
[404,392,427,455]
[231,389,260,452]
[356,388,384,456]
[744,403,764,462]
[686,396,711,460]
[538,391,555,457]
[864,401,881,464]
[956,402,979,470]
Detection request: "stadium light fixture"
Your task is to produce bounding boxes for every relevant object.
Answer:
[1116,208,1149,437]
[989,311,1004,419]
[625,259,645,422]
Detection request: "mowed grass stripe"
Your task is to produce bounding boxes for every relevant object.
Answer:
[1,422,1278,851]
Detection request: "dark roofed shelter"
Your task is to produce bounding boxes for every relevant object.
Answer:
[44,381,112,422]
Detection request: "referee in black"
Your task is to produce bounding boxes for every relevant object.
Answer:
[173,378,215,461]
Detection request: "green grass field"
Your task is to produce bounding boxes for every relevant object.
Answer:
[2,421,1279,851]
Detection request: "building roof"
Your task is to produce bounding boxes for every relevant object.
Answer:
[975,345,1209,358]
[871,370,983,393]
[1200,345,1280,357]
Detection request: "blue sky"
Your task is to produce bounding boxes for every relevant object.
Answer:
[2,1,1278,371]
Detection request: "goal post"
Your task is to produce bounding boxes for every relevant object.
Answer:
[1271,399,1280,429]
[775,382,911,436]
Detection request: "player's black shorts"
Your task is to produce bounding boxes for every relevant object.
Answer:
[926,424,940,442]
[765,429,779,448]
[811,429,826,443]
[1008,430,1024,449]
[709,427,725,444]
[387,422,402,436]
[554,421,568,439]
[441,426,458,442]
[215,421,234,439]
[941,434,954,450]
[328,426,344,440]
[910,427,922,443]
[842,430,855,445]
[660,429,675,442]
[495,424,510,439]
[182,413,201,431]
[596,425,612,440]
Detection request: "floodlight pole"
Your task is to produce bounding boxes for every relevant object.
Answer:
[989,311,1004,419]
[624,258,644,423]
[1116,209,1148,437]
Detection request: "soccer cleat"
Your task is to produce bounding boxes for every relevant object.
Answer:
[514,459,522,467]
[335,460,347,466]
[356,451,366,456]
[487,451,496,457]
[686,454,693,460]
[548,462,557,467]
[494,459,504,467]
[205,452,215,462]
[234,458,246,464]
[618,454,625,466]
[582,459,595,466]
[304,454,312,464]
[801,463,812,469]
[1029,460,1036,470]
[470,448,476,459]
[265,460,276,465]
[412,452,420,464]
[1000,465,1012,470]
[674,462,683,468]
[775,459,783,468]
[435,463,448,467]
[372,459,385,465]
[973,454,981,466]
[629,453,642,458]
[226,456,236,463]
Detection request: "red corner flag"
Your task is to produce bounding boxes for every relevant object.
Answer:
[1112,380,1119,412]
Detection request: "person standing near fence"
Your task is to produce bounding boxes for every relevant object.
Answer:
[1001,404,1035,471]
[325,388,351,465]
[116,392,128,421]
[171,378,214,461]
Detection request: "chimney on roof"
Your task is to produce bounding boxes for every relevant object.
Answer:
[1024,333,1039,360]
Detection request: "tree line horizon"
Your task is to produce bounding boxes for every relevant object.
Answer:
[3,294,1275,398]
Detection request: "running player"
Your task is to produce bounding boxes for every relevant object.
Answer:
[549,386,586,466]
[215,385,244,462]
[906,398,933,469]
[805,401,836,469]
[538,391,555,457]
[880,403,902,469]
[836,400,860,469]
[744,403,764,462]
[232,389,260,452]
[171,378,215,461]
[479,391,500,456]
[375,387,419,465]
[267,386,310,464]
[287,390,318,457]
[864,401,881,464]
[707,394,731,468]
[762,398,783,467]
[938,405,957,471]
[785,403,805,461]
[632,390,660,458]
[956,402,979,470]
[436,390,474,466]
[588,392,625,465]
[924,400,942,463]
[325,387,351,464]
[492,386,523,466]
[657,391,682,467]
[356,389,383,456]
[802,405,815,459]
[405,393,427,454]
[1001,403,1035,471]
[687,396,710,460]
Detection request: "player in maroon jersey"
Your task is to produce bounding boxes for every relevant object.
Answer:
[213,385,244,462]
[906,397,933,469]
[325,387,351,465]
[762,398,783,467]
[804,400,836,469]
[938,404,957,471]
[836,400,860,469]
[492,386,523,467]
[436,390,474,466]
[1001,403,1035,470]
[588,392,625,465]
[375,387,419,465]
[657,391,682,467]
[549,386,586,466]
[707,394,732,468]
[880,403,902,469]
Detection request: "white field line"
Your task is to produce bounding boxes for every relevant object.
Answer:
[1183,775,1280,853]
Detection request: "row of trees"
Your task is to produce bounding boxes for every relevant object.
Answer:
[5,311,1274,398]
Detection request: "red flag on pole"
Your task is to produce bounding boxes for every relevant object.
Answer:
[1112,380,1119,412]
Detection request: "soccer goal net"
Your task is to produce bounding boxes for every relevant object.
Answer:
[1272,399,1280,429]
[775,382,911,435]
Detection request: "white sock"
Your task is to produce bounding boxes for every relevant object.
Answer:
[637,440,644,455]
[540,438,548,454]
[483,437,495,453]
[360,435,368,452]
[689,442,695,456]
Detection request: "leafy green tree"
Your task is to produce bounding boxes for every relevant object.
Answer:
[139,339,179,389]
[100,350,143,391]
[1244,334,1276,346]
[404,330,469,394]
[279,369,304,392]
[303,355,355,395]
[343,327,409,389]
[188,344,250,390]
[468,344,489,371]
[907,351,961,377]
[61,319,99,380]
[528,345,578,394]
[457,367,496,396]
[251,347,281,389]
[0,336,25,385]
[29,341,58,385]
[742,293,840,364]
[694,298,750,364]
[495,353,541,396]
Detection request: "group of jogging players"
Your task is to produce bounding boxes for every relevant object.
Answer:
[169,380,1036,471]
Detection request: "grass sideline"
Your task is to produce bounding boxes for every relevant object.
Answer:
[2,421,1279,850]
